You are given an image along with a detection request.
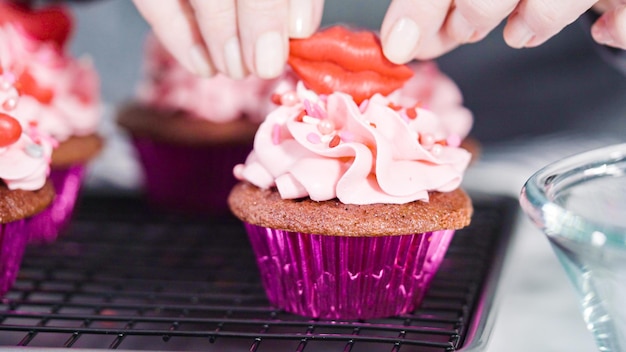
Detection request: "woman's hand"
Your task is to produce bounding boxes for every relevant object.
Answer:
[591,0,626,50]
[379,0,597,63]
[132,0,324,79]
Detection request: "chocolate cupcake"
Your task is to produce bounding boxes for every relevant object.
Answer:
[117,33,293,215]
[0,2,103,243]
[228,26,474,320]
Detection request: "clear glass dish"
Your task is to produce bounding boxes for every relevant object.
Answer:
[520,143,626,352]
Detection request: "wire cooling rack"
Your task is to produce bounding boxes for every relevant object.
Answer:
[0,192,517,351]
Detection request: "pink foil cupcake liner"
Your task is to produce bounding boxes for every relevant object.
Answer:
[133,137,252,215]
[0,219,30,296]
[28,165,85,244]
[244,223,456,320]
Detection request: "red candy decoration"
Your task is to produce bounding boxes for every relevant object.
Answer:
[0,2,73,49]
[0,113,22,147]
[288,26,413,104]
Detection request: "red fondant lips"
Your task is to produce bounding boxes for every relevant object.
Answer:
[0,2,73,49]
[288,26,413,104]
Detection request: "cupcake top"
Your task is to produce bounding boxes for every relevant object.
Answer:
[0,81,55,191]
[233,26,472,205]
[0,2,101,143]
[137,33,293,125]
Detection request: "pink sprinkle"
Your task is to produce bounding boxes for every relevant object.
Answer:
[303,99,314,116]
[272,124,281,145]
[312,103,327,119]
[447,134,462,148]
[318,94,328,103]
[307,133,321,144]
[359,99,369,113]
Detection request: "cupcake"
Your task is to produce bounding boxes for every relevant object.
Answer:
[0,103,56,295]
[228,26,474,320]
[117,33,292,215]
[0,2,103,243]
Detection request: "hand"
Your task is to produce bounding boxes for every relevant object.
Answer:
[590,0,626,50]
[132,0,324,79]
[379,0,597,63]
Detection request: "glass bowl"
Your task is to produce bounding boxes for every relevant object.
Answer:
[520,143,626,352]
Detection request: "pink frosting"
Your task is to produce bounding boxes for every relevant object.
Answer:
[0,127,54,190]
[234,79,472,205]
[137,33,292,124]
[0,79,55,191]
[0,24,100,142]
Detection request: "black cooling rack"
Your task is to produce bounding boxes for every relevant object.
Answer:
[0,192,518,351]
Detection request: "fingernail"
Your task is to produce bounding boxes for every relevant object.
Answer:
[224,37,247,79]
[506,17,535,48]
[448,11,476,43]
[383,17,420,64]
[289,0,314,38]
[591,19,615,45]
[255,31,285,79]
[189,44,214,77]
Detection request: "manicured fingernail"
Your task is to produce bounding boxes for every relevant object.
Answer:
[289,0,314,38]
[591,19,615,45]
[189,44,214,76]
[224,36,247,79]
[383,17,420,64]
[448,10,476,43]
[506,17,535,48]
[255,31,285,79]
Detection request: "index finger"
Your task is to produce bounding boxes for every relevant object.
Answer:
[380,0,453,63]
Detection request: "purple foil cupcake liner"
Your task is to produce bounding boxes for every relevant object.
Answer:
[132,137,252,215]
[0,219,30,296]
[28,165,85,244]
[244,223,456,320]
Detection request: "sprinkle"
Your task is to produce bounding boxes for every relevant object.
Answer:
[281,91,298,106]
[329,134,341,148]
[431,144,442,155]
[419,133,435,148]
[271,93,282,105]
[307,133,321,144]
[303,99,314,116]
[317,119,335,135]
[312,103,327,119]
[359,99,369,113]
[25,143,44,158]
[406,108,417,119]
[2,98,17,111]
[387,103,402,111]
[447,134,461,148]
[321,134,334,143]
[318,94,328,103]
[272,124,281,145]
[295,110,306,122]
[369,122,377,128]
[302,115,320,125]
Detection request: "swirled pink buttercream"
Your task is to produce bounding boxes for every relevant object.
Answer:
[0,23,100,142]
[137,33,293,124]
[0,127,55,190]
[0,43,56,191]
[234,82,471,204]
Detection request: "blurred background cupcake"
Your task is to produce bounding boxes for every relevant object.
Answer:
[117,33,293,215]
[0,1,103,243]
[0,89,55,295]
